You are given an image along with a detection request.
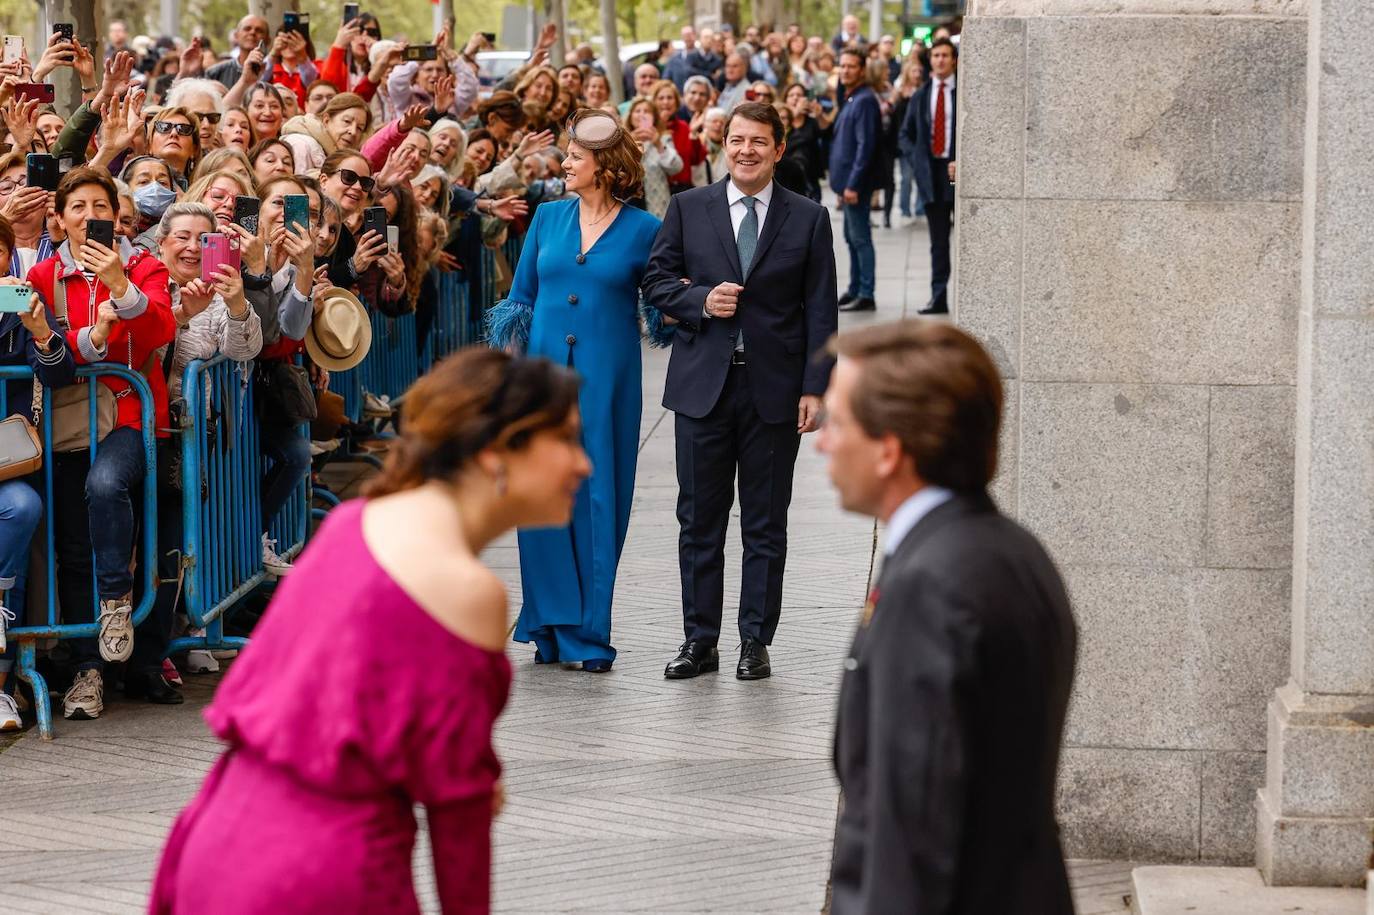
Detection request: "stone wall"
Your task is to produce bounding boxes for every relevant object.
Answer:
[956,0,1308,863]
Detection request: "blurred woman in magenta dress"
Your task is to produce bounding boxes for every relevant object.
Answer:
[149,349,589,914]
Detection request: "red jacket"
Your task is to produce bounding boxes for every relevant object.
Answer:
[27,246,177,437]
[666,118,706,186]
[316,47,379,102]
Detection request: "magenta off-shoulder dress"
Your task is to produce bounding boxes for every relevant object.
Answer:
[149,500,512,915]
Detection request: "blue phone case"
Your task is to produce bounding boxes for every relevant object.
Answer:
[0,285,33,314]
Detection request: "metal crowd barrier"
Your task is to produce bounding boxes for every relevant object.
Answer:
[1,365,158,740]
[358,310,420,403]
[165,356,309,663]
[428,270,474,364]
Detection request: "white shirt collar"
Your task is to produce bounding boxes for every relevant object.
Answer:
[884,486,955,555]
[727,180,774,208]
[931,73,956,90]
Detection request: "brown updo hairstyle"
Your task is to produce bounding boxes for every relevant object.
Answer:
[363,349,581,498]
[569,115,645,200]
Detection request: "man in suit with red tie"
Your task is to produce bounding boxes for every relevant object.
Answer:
[818,320,1078,914]
[900,38,959,315]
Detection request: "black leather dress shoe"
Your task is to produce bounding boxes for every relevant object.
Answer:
[737,640,771,680]
[664,641,719,679]
[918,299,949,315]
[838,292,857,307]
[839,297,876,312]
[125,673,185,705]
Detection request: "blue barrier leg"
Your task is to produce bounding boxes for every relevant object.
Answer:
[314,488,341,507]
[16,640,51,741]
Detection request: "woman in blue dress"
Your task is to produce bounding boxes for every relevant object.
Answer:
[487,110,663,672]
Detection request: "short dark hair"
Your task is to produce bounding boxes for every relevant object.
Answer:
[930,37,959,58]
[725,101,785,146]
[830,321,1003,492]
[479,91,527,129]
[56,166,119,215]
[839,45,866,65]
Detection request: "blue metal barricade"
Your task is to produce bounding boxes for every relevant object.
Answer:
[359,310,420,403]
[1,365,159,740]
[167,355,308,661]
[429,270,475,361]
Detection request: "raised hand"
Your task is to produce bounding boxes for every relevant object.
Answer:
[487,195,528,222]
[515,129,554,159]
[1,97,41,152]
[399,102,429,131]
[209,263,246,311]
[378,249,405,287]
[177,37,204,79]
[0,185,49,225]
[19,291,54,345]
[350,229,388,273]
[80,236,129,298]
[432,73,455,113]
[225,222,266,274]
[94,51,135,109]
[178,278,215,318]
[536,22,557,51]
[32,31,76,83]
[333,19,363,51]
[72,36,97,86]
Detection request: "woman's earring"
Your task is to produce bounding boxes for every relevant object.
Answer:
[495,464,508,497]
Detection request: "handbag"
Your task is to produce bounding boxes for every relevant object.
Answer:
[255,360,318,427]
[0,381,43,482]
[48,274,118,453]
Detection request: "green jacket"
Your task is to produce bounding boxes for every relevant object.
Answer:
[51,101,101,166]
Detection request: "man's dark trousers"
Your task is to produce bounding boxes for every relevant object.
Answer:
[925,155,955,311]
[676,363,800,646]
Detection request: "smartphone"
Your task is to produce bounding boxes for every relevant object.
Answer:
[233,195,260,234]
[283,194,310,236]
[25,153,58,192]
[200,232,241,284]
[53,22,74,42]
[2,36,22,64]
[361,206,387,243]
[481,32,497,43]
[386,225,399,253]
[249,39,267,75]
[15,83,55,104]
[0,285,32,314]
[282,11,310,42]
[86,218,114,250]
[404,44,438,62]
[343,2,359,25]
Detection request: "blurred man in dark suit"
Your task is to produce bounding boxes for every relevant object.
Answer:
[818,320,1078,915]
[899,37,958,314]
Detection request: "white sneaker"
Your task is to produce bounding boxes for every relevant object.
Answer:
[261,534,293,577]
[62,669,104,720]
[362,392,391,418]
[309,438,340,456]
[0,604,14,654]
[97,597,134,662]
[0,692,20,731]
[185,650,220,674]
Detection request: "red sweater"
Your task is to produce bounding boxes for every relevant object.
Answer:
[27,249,177,437]
[316,47,379,102]
[666,118,706,186]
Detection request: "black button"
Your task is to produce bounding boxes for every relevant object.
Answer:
[568,294,578,305]
[566,334,576,345]
[576,254,586,264]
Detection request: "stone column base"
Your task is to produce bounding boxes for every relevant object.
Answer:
[1256,681,1374,886]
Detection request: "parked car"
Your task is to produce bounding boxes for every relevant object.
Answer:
[475,51,529,88]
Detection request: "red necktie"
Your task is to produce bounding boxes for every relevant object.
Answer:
[931,80,946,157]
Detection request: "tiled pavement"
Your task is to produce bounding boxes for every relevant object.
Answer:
[0,207,1133,913]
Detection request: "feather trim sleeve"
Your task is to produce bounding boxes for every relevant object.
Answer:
[639,299,675,349]
[485,299,533,352]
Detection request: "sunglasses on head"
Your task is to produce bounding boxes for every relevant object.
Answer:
[153,120,195,137]
[337,168,375,192]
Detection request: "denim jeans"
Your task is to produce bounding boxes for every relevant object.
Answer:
[898,153,924,217]
[260,420,311,532]
[0,479,42,676]
[841,198,875,299]
[54,425,146,672]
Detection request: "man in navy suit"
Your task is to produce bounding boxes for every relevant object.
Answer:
[900,37,958,314]
[644,102,839,681]
[829,47,883,313]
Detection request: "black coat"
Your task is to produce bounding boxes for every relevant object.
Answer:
[830,491,1077,915]
[642,179,838,425]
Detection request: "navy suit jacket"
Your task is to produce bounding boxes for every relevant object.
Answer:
[643,179,838,425]
[900,78,958,206]
[829,85,882,196]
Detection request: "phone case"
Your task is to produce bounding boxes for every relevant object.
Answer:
[284,195,310,235]
[3,36,22,64]
[386,226,399,252]
[16,84,55,104]
[234,196,260,234]
[200,233,241,284]
[362,207,388,242]
[0,285,32,314]
[26,154,58,192]
[85,219,114,249]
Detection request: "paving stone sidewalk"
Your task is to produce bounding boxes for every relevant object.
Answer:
[0,209,1133,913]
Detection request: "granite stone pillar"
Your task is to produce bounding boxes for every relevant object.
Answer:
[956,0,1307,863]
[1255,0,1374,887]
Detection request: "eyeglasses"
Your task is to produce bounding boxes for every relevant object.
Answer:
[196,111,222,125]
[336,168,375,192]
[0,176,28,195]
[153,121,195,137]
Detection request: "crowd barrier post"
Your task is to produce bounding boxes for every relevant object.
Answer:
[1,365,159,740]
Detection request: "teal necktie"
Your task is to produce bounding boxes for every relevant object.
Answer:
[737,195,758,278]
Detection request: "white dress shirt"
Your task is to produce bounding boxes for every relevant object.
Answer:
[883,486,955,555]
[726,178,773,241]
[928,74,956,160]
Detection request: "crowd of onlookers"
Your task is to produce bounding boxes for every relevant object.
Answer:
[0,9,958,731]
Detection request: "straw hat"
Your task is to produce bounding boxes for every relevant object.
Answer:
[304,288,372,371]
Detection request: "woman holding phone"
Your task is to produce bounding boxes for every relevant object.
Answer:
[318,150,387,289]
[26,167,177,721]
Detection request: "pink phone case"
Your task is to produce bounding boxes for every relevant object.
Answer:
[200,233,242,285]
